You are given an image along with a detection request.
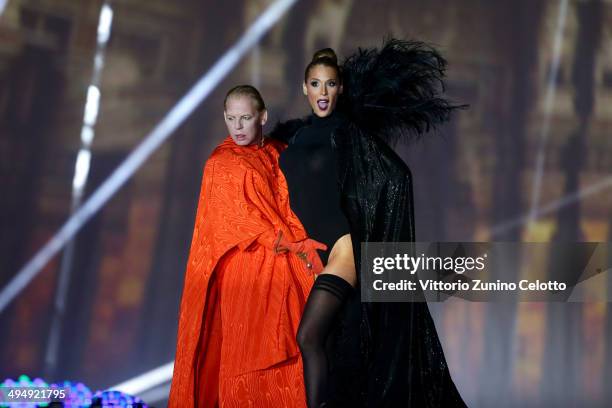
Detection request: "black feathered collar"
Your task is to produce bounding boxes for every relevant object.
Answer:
[268,116,311,144]
[269,111,347,144]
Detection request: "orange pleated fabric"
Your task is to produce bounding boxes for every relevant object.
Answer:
[168,137,315,408]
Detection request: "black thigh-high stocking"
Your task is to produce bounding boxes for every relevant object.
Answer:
[297,273,354,408]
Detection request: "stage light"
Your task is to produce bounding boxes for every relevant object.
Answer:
[91,390,147,408]
[49,381,92,407]
[0,376,153,407]
[0,375,50,407]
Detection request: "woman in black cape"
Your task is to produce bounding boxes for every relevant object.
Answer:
[271,39,467,408]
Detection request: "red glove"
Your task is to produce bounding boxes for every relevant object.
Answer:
[240,230,327,274]
[275,231,327,274]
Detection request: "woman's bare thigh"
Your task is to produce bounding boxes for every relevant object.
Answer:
[320,234,357,287]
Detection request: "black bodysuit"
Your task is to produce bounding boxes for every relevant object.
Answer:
[278,111,349,262]
[275,112,363,407]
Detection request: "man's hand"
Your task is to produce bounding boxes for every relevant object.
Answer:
[273,231,327,273]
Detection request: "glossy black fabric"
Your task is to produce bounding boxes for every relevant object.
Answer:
[333,124,466,407]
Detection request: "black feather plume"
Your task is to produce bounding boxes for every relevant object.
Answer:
[339,38,465,145]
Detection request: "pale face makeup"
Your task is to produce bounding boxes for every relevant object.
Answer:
[303,64,343,118]
[224,96,268,146]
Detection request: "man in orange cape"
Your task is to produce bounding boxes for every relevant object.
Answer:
[169,86,323,407]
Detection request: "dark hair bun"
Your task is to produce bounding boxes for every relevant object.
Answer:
[312,48,337,64]
[304,48,341,82]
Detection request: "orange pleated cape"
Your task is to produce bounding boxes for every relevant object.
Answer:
[168,136,315,407]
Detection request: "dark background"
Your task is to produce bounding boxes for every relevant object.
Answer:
[0,0,611,406]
